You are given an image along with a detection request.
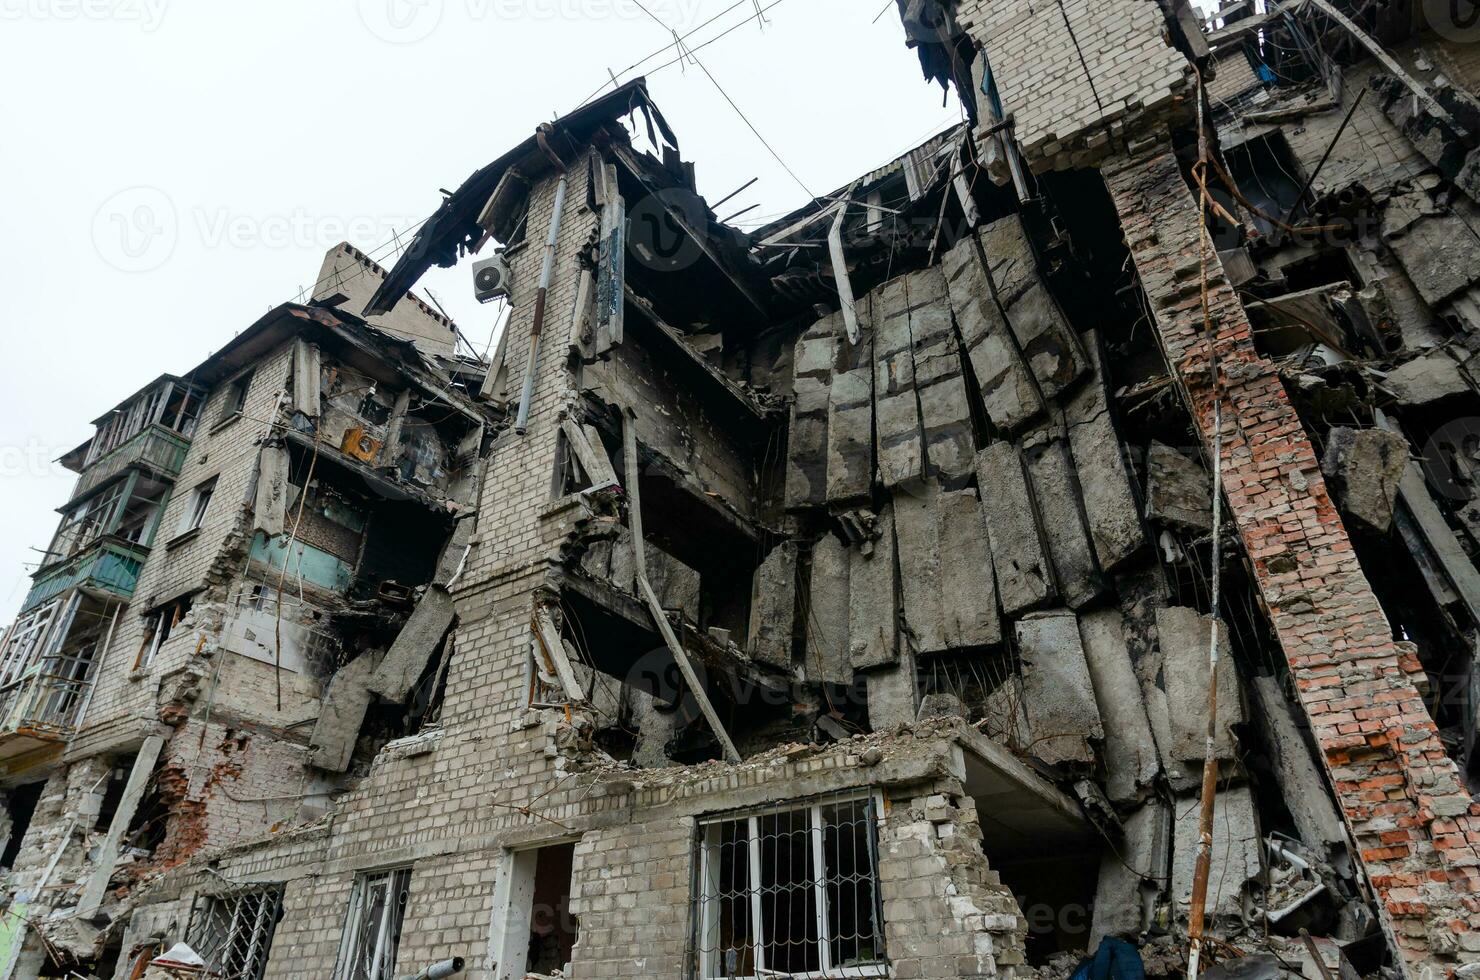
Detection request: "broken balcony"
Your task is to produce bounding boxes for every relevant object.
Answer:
[24,471,172,612]
[0,591,115,762]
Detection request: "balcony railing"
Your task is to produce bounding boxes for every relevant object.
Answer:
[70,424,190,503]
[23,538,148,614]
[0,669,88,744]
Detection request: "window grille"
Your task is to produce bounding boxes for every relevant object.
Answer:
[333,867,412,980]
[187,885,283,980]
[694,793,887,979]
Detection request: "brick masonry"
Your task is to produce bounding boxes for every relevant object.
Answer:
[1105,147,1480,973]
[956,0,1192,171]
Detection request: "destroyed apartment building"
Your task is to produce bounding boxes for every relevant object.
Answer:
[7,0,1480,975]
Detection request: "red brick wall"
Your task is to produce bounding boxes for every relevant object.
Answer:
[1105,149,1480,973]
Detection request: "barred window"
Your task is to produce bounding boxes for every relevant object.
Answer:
[334,868,411,980]
[695,794,887,979]
[187,885,283,980]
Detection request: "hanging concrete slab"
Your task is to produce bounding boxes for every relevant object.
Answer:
[938,488,1002,649]
[873,279,926,488]
[849,504,899,670]
[893,485,947,655]
[942,236,1045,434]
[1066,331,1145,571]
[1079,608,1161,804]
[1157,606,1244,763]
[975,443,1056,615]
[1017,609,1103,767]
[804,533,853,686]
[367,586,457,703]
[906,267,976,484]
[1025,439,1103,609]
[785,317,840,510]
[826,307,875,504]
[749,543,798,669]
[978,216,1088,401]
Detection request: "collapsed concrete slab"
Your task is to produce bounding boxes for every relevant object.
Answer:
[367,586,456,702]
[804,533,852,685]
[1016,610,1103,766]
[976,442,1056,615]
[1171,784,1263,923]
[1079,608,1161,804]
[874,278,927,488]
[1066,332,1147,572]
[978,216,1088,401]
[850,504,900,670]
[1025,439,1103,609]
[1157,606,1244,764]
[1249,676,1351,871]
[1382,349,1471,407]
[1321,426,1409,533]
[1145,442,1214,534]
[749,542,798,669]
[785,318,839,509]
[941,235,1045,434]
[307,653,383,773]
[937,488,1002,649]
[894,485,948,655]
[1090,800,1171,945]
[907,267,976,484]
[826,314,875,504]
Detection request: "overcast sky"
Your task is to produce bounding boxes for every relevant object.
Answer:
[0,0,957,623]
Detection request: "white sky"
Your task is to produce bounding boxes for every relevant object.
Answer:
[0,0,958,624]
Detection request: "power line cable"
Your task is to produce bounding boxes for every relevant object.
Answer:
[630,0,817,200]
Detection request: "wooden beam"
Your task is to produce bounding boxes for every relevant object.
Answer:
[623,410,741,763]
[533,603,589,705]
[560,418,621,491]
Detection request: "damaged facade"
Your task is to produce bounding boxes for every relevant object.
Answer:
[8,0,1480,976]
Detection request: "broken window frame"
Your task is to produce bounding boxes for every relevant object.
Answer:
[0,599,62,690]
[178,476,218,538]
[217,370,256,427]
[332,867,412,980]
[135,595,191,671]
[694,792,889,980]
[186,883,285,980]
[49,480,129,563]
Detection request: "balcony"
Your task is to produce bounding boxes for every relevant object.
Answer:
[23,538,148,613]
[69,424,190,504]
[0,668,87,760]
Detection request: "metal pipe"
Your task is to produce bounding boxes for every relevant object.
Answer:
[408,957,464,980]
[514,174,570,435]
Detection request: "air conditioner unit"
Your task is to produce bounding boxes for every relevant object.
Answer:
[472,250,512,303]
